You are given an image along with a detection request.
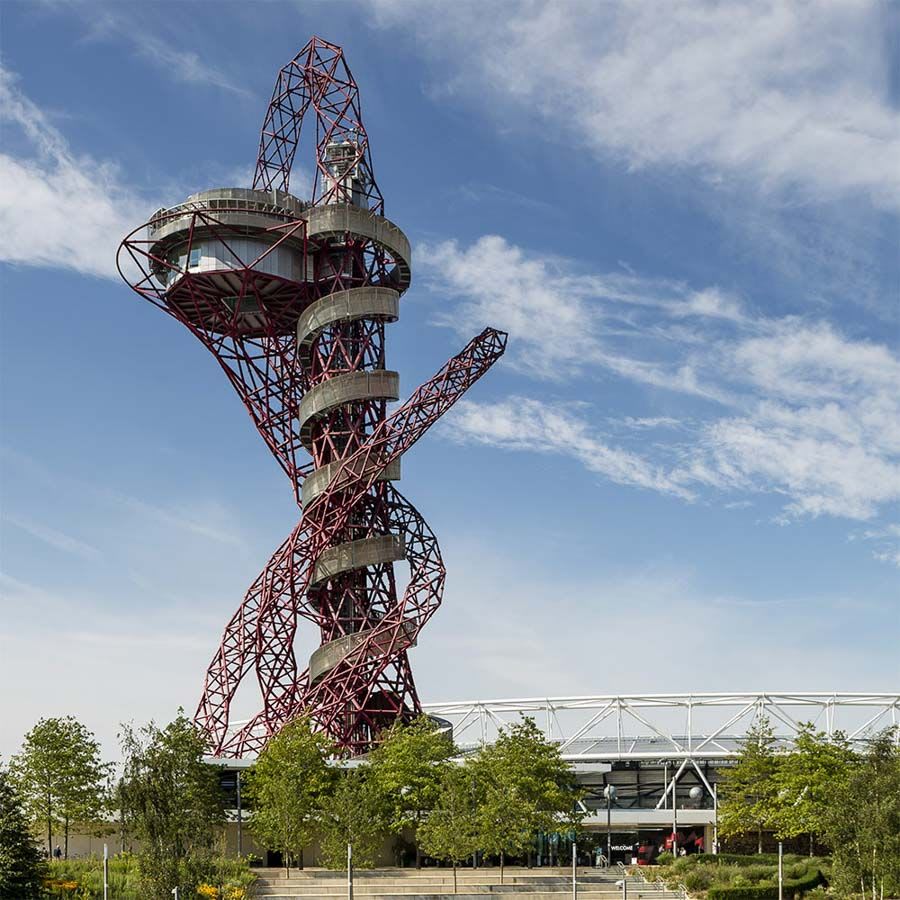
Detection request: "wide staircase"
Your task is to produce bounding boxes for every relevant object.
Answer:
[251,867,687,899]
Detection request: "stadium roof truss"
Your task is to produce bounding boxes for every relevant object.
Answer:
[423,693,900,765]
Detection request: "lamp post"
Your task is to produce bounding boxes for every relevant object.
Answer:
[672,775,678,858]
[236,770,243,857]
[689,786,704,855]
[713,783,718,855]
[604,785,617,865]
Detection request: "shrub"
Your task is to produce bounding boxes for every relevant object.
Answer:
[707,866,825,900]
[38,855,254,900]
[683,867,718,892]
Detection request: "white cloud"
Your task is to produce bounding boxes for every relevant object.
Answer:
[128,31,252,98]
[856,523,900,569]
[421,234,740,401]
[0,67,152,279]
[447,397,694,499]
[47,1,251,98]
[430,236,900,532]
[3,515,101,560]
[371,0,900,210]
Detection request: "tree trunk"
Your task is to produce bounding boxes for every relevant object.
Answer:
[527,849,532,868]
[416,844,422,869]
[64,815,69,859]
[453,861,457,894]
[757,825,762,855]
[809,832,814,857]
[500,850,505,884]
[47,794,52,858]
[299,846,304,870]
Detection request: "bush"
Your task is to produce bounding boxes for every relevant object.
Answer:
[707,866,825,900]
[683,868,718,892]
[39,855,254,899]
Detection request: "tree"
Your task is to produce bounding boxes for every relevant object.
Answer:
[0,770,45,900]
[718,716,780,853]
[369,717,455,867]
[823,729,900,899]
[10,716,110,858]
[470,717,582,883]
[418,762,480,894]
[118,711,225,899]
[243,717,334,873]
[318,767,386,870]
[773,723,855,853]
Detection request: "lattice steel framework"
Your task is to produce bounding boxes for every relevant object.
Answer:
[117,37,506,756]
[423,693,900,762]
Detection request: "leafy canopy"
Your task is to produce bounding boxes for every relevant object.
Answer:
[823,729,900,898]
[10,716,110,857]
[0,770,45,900]
[718,716,780,851]
[417,761,481,867]
[243,716,335,868]
[470,717,582,861]
[318,767,386,870]
[369,716,455,836]
[118,711,225,898]
[773,723,855,841]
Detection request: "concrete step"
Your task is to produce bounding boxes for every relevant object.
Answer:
[255,894,629,900]
[253,890,627,897]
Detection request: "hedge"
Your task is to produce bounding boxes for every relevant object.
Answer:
[697,853,817,867]
[707,867,826,900]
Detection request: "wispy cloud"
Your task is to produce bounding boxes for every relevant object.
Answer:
[0,66,152,278]
[49,1,251,98]
[3,515,101,560]
[854,523,900,569]
[370,0,900,212]
[430,236,900,536]
[447,397,693,500]
[420,234,743,400]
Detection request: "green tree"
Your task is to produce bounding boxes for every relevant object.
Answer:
[418,762,480,894]
[824,729,900,899]
[118,711,225,899]
[718,716,780,854]
[369,717,455,867]
[10,716,110,858]
[470,717,582,883]
[243,717,335,873]
[318,767,386,870]
[0,770,45,900]
[773,723,855,853]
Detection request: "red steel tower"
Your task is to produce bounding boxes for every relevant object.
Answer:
[117,37,506,756]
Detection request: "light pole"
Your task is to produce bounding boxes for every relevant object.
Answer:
[713,783,718,855]
[672,775,678,858]
[236,770,243,857]
[689,787,703,855]
[604,785,617,865]
[777,842,783,900]
[348,843,354,900]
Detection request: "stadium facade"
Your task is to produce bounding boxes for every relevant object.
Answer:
[207,692,899,865]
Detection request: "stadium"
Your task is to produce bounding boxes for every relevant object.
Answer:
[207,692,900,866]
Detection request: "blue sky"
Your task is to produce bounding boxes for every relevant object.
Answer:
[1,0,898,760]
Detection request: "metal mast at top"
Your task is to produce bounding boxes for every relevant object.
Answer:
[253,36,384,214]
